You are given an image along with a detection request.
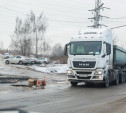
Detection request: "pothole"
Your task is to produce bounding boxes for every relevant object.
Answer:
[0,75,30,84]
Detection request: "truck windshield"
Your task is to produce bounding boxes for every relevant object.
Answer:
[70,41,102,55]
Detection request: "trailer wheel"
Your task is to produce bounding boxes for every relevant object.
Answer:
[124,72,126,83]
[123,72,126,83]
[104,76,110,88]
[114,71,119,85]
[119,72,125,83]
[70,82,78,86]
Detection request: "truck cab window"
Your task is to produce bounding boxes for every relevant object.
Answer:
[76,46,85,54]
[70,41,102,55]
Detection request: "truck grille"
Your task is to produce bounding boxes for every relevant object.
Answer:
[73,61,96,68]
[77,76,91,79]
[76,72,92,74]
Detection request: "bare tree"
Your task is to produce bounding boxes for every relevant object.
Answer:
[0,41,3,50]
[11,17,32,56]
[14,17,23,55]
[52,43,63,57]
[39,40,51,56]
[29,11,47,58]
[21,17,32,56]
[11,11,47,57]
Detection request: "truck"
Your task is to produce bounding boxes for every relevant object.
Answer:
[64,28,126,87]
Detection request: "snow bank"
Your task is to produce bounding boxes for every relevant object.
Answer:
[31,64,68,74]
[0,54,3,61]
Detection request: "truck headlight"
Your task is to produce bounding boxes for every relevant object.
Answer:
[95,69,104,75]
[67,70,73,75]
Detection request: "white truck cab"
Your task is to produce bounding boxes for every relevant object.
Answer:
[64,28,114,87]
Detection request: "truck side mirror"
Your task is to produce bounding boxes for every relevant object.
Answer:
[64,44,68,56]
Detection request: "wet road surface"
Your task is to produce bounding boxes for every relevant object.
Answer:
[0,61,126,113]
[0,82,126,113]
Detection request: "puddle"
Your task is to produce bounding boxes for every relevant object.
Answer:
[0,76,30,84]
[0,67,5,69]
[0,91,12,94]
[11,85,28,87]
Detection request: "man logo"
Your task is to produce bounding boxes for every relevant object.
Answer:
[79,63,89,66]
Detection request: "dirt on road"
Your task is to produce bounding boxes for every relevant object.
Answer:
[1,61,126,113]
[85,97,126,113]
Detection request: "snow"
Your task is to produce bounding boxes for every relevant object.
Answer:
[31,64,68,74]
[0,54,3,61]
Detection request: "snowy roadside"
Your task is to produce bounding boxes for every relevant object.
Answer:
[29,64,68,74]
[0,61,70,93]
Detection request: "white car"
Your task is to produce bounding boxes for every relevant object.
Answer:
[30,58,41,64]
[38,57,50,64]
[4,53,11,59]
[5,56,31,65]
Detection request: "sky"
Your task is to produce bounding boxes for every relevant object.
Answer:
[0,0,126,49]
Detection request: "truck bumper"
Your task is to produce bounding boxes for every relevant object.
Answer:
[69,79,104,84]
[68,75,105,84]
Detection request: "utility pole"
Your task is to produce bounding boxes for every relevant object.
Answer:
[88,0,109,28]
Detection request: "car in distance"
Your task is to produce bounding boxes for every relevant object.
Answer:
[30,58,41,64]
[38,57,50,64]
[5,56,31,65]
[4,53,11,59]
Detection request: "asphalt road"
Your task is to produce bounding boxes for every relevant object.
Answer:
[0,61,126,113]
[1,82,126,113]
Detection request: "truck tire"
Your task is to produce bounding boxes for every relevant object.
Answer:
[122,72,126,83]
[70,82,78,86]
[113,71,119,85]
[124,72,126,83]
[119,72,125,83]
[104,76,110,88]
[123,72,126,83]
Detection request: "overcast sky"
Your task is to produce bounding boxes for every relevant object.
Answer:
[0,0,126,49]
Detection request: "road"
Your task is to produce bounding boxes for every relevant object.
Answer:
[0,61,126,113]
[1,82,126,113]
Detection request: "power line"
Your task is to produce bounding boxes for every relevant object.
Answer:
[2,1,126,26]
[0,5,89,24]
[48,19,88,24]
[111,25,126,29]
[4,0,126,22]
[0,5,27,16]
[0,0,87,19]
[109,17,126,20]
[102,20,126,23]
[34,0,86,9]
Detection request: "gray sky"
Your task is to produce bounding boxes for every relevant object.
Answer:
[0,0,126,49]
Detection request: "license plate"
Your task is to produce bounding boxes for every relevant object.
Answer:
[78,74,88,77]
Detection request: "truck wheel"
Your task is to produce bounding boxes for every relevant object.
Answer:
[124,72,126,82]
[114,71,119,85]
[5,60,9,64]
[70,82,78,86]
[104,76,110,88]
[119,72,124,83]
[19,61,23,65]
[123,72,126,83]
